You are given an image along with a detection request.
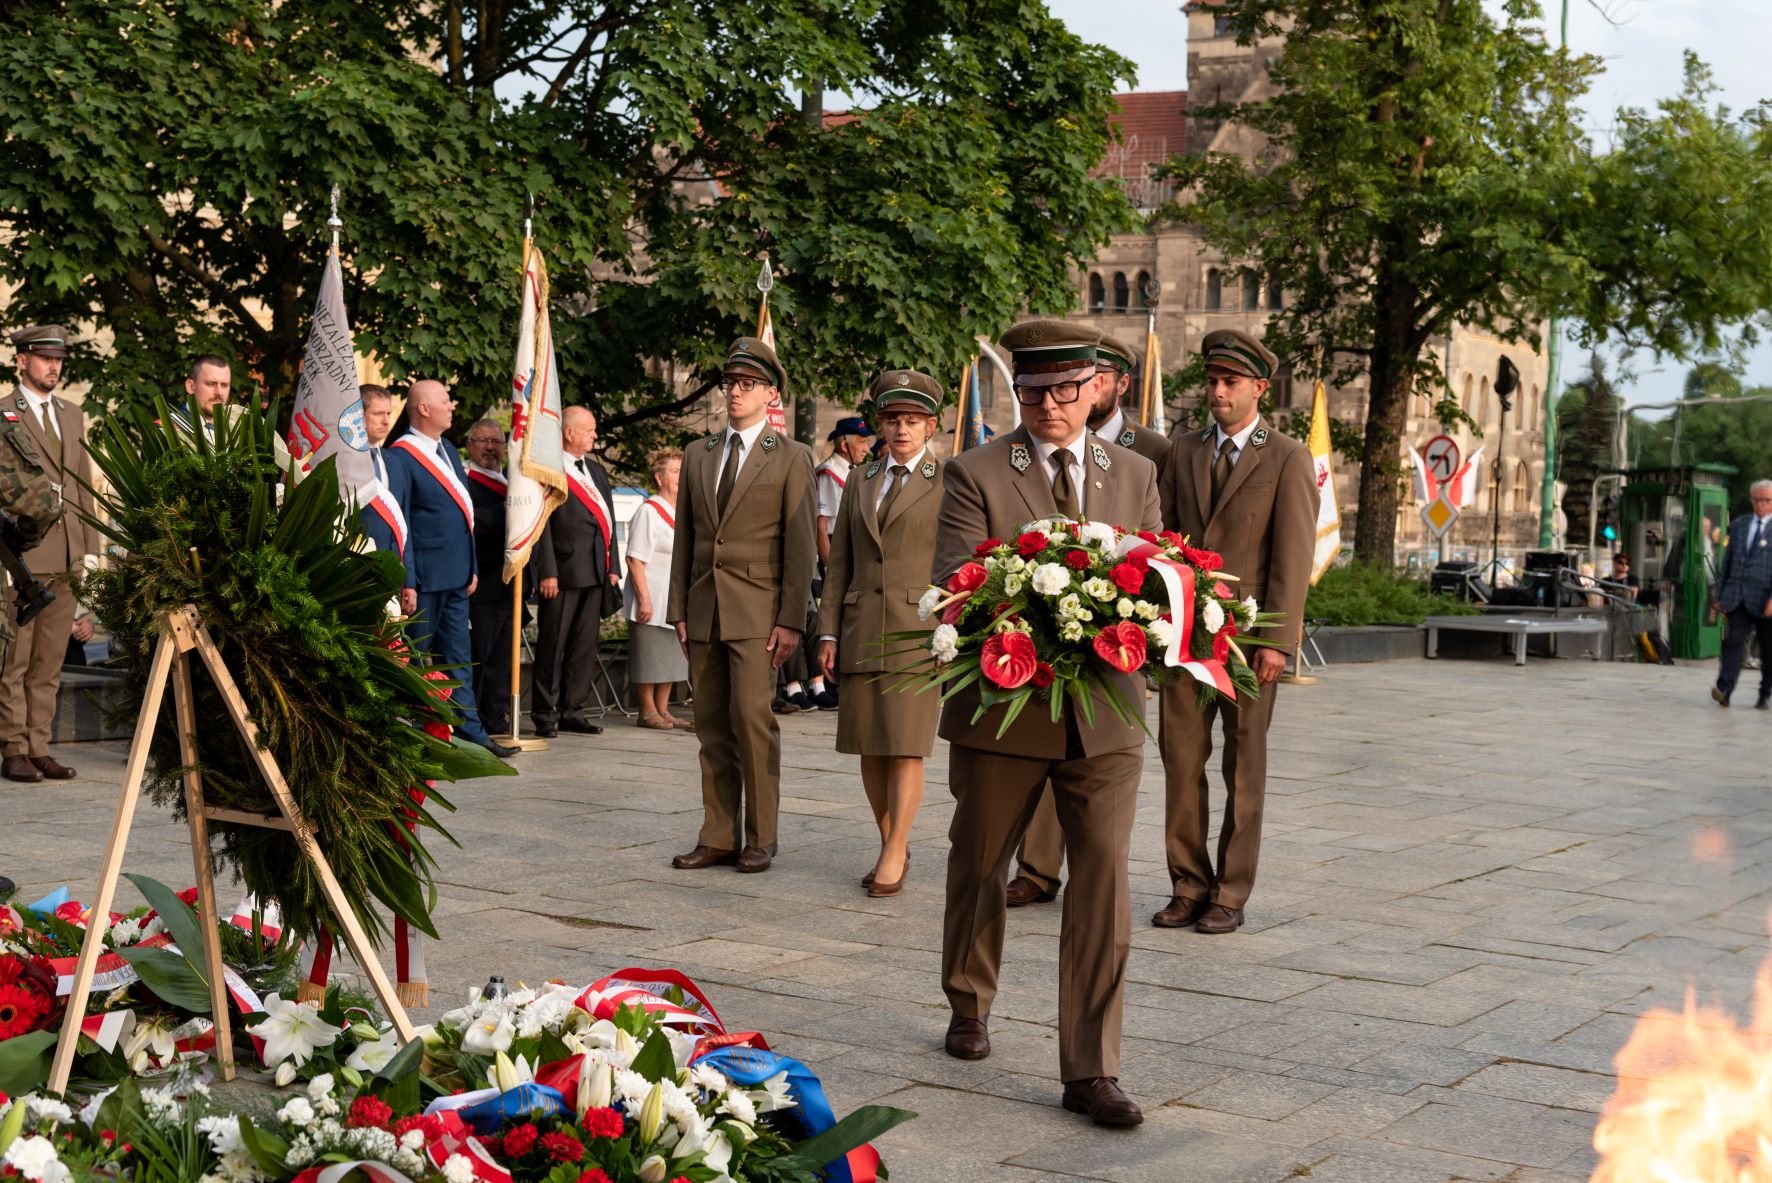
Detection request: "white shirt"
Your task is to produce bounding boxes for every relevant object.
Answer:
[1212,416,1260,468]
[815,453,852,530]
[1032,433,1088,517]
[565,451,612,525]
[17,383,52,429]
[719,420,769,494]
[873,448,930,514]
[624,498,676,627]
[1098,407,1128,444]
[464,460,506,485]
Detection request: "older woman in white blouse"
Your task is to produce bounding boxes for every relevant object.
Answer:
[624,448,691,730]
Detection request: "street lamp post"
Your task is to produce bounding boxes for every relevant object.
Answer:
[1538,0,1571,549]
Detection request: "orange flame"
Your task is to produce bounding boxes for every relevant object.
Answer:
[1591,950,1772,1181]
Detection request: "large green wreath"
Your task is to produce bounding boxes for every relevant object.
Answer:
[81,403,513,948]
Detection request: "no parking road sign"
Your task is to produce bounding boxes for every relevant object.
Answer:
[1423,435,1461,485]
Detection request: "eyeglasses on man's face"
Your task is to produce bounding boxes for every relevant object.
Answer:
[722,377,768,396]
[1014,377,1092,407]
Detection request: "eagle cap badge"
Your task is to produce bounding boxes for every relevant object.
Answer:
[1010,443,1032,473]
[1026,326,1045,345]
[1091,443,1111,471]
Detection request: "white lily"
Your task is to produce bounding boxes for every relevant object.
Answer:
[637,1155,667,1183]
[491,1050,534,1092]
[346,1032,400,1074]
[247,994,342,1067]
[459,1012,515,1056]
[580,1058,613,1113]
[121,1016,178,1073]
[614,1026,641,1061]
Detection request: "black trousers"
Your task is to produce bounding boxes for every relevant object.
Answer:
[469,595,514,736]
[532,585,605,725]
[1717,606,1772,700]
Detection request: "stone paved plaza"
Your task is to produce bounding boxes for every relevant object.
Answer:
[4,655,1768,1182]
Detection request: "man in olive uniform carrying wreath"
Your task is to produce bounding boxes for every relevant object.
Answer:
[934,318,1160,1128]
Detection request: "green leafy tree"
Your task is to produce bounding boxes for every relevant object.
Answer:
[1157,1,1772,561]
[1556,354,1622,544]
[0,0,1134,475]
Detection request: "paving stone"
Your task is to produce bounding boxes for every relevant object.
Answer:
[1184,1071,1340,1120]
[1368,1098,1592,1169]
[1456,1061,1615,1111]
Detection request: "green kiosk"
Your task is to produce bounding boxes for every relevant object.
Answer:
[1619,464,1733,660]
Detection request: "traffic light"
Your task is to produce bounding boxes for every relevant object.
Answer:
[1602,524,1618,542]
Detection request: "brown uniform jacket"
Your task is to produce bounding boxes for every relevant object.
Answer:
[1109,420,1172,470]
[932,425,1161,759]
[9,387,97,574]
[668,425,817,642]
[1159,415,1318,648]
[816,452,944,674]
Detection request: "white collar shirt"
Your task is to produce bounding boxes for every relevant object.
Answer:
[1212,417,1260,467]
[398,429,474,528]
[873,447,929,512]
[1099,407,1127,444]
[721,420,769,486]
[1032,433,1088,518]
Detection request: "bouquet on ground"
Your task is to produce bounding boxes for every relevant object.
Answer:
[898,518,1286,734]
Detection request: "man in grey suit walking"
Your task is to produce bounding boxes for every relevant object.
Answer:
[1713,479,1772,709]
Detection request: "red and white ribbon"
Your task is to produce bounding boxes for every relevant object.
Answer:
[48,933,173,996]
[575,967,724,1035]
[292,1162,417,1183]
[1117,537,1235,698]
[80,1009,136,1053]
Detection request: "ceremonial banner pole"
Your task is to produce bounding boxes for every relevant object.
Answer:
[951,360,973,453]
[1140,279,1163,430]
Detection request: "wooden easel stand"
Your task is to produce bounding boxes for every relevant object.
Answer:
[48,606,416,1095]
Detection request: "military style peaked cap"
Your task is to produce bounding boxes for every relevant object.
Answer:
[867,368,943,416]
[998,319,1101,387]
[1096,332,1140,374]
[10,325,70,359]
[724,336,786,392]
[1200,328,1278,381]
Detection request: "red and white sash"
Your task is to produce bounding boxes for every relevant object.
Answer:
[465,464,507,498]
[566,459,617,569]
[643,497,675,530]
[392,433,474,530]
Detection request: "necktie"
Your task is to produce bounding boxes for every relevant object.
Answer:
[876,464,907,528]
[577,458,589,476]
[1051,450,1080,519]
[1211,436,1238,511]
[1753,519,1765,551]
[716,435,743,517]
[39,402,60,462]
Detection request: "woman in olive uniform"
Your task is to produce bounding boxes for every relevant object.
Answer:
[816,371,945,897]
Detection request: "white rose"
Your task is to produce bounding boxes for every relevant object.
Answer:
[1006,555,1027,573]
[1116,597,1136,618]
[983,555,1002,573]
[917,586,943,620]
[1083,577,1115,602]
[1030,562,1069,596]
[1003,573,1025,596]
[930,624,960,664]
[1134,600,1159,620]
[1202,599,1226,635]
[307,1073,335,1102]
[1076,521,1117,549]
[277,1097,314,1126]
[1059,620,1084,642]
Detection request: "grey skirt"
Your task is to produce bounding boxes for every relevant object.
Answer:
[628,622,688,684]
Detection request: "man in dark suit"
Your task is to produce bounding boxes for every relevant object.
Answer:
[532,406,621,738]
[383,380,517,758]
[1713,479,1772,708]
[463,418,519,739]
[358,384,408,565]
[934,318,1160,1129]
[1153,329,1317,934]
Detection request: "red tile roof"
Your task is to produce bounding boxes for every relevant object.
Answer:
[1098,91,1187,204]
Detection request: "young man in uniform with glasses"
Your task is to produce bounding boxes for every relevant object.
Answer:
[932,318,1161,1127]
[668,338,817,874]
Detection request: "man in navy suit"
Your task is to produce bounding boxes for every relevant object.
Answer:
[383,380,518,757]
[1714,479,1772,709]
[357,385,407,563]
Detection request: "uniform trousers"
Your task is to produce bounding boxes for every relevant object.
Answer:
[468,595,514,736]
[410,586,490,746]
[532,585,605,727]
[0,570,78,758]
[943,739,1140,1082]
[689,617,781,852]
[1158,682,1280,910]
[1717,607,1772,700]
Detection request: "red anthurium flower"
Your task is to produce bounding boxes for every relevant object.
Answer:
[1212,581,1232,599]
[1015,530,1048,557]
[980,631,1039,688]
[1031,662,1055,689]
[1092,621,1149,673]
[947,562,989,594]
[53,901,87,926]
[940,599,969,625]
[974,537,1004,556]
[1063,549,1092,571]
[1213,621,1239,664]
[1109,560,1146,595]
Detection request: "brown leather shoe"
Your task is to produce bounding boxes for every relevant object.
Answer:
[1713,686,1731,708]
[1062,1077,1143,1127]
[1005,876,1056,907]
[30,756,75,780]
[671,845,738,870]
[1195,903,1245,934]
[734,846,773,874]
[1150,895,1208,928]
[944,1016,990,1060]
[2,755,42,783]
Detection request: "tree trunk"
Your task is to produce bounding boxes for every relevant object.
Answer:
[1353,255,1417,563]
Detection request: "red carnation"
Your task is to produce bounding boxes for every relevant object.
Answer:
[1109,560,1146,595]
[347,1095,393,1131]
[973,537,1003,556]
[176,887,200,906]
[1014,530,1048,558]
[502,1123,539,1159]
[540,1132,585,1164]
[1062,550,1091,571]
[946,562,989,595]
[1092,621,1149,673]
[581,1107,625,1138]
[577,1172,614,1183]
[1213,622,1239,665]
[980,631,1039,689]
[1031,662,1055,689]
[393,1115,424,1139]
